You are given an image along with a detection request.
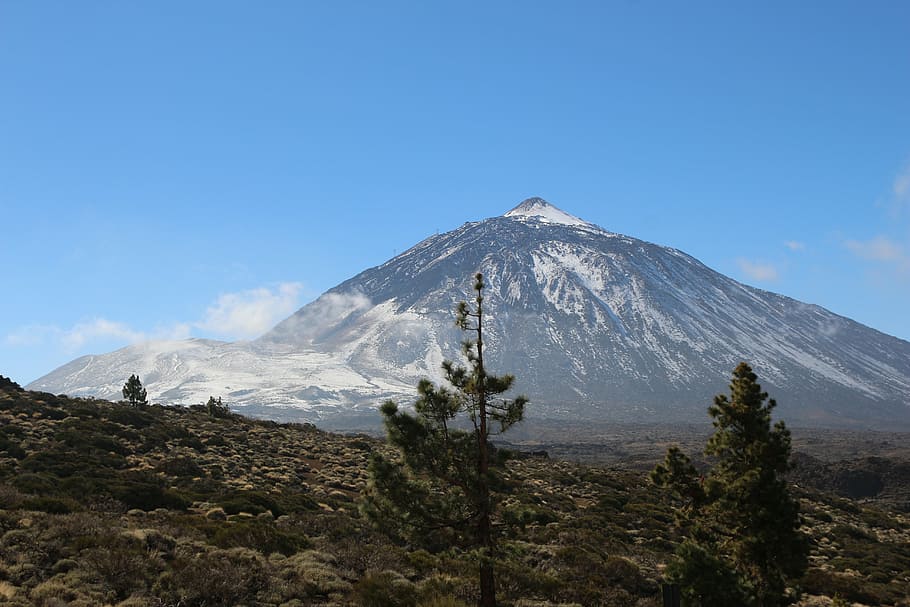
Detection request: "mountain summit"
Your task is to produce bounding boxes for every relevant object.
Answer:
[503,197,592,227]
[29,199,910,429]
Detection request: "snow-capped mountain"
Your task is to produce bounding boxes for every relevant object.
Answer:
[29,198,910,429]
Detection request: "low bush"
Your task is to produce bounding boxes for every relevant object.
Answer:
[10,472,56,495]
[156,456,204,478]
[801,568,880,604]
[211,519,309,556]
[155,546,269,607]
[0,435,26,460]
[80,535,160,601]
[107,471,191,511]
[20,496,77,514]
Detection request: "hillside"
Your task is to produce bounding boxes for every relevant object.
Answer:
[1,379,909,606]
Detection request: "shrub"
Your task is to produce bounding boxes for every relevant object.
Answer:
[80,537,159,601]
[155,456,204,478]
[502,505,559,529]
[0,484,24,509]
[811,509,834,523]
[272,550,352,601]
[20,496,77,514]
[108,471,190,511]
[416,575,476,606]
[859,507,900,530]
[218,490,281,516]
[205,434,227,447]
[354,571,418,607]
[801,568,880,604]
[0,435,26,459]
[831,594,850,607]
[276,491,319,514]
[495,559,561,600]
[125,528,177,560]
[155,547,269,607]
[829,524,875,542]
[21,445,127,476]
[330,535,407,575]
[11,473,57,495]
[602,556,652,594]
[105,406,157,429]
[28,578,86,604]
[55,425,130,456]
[211,519,309,556]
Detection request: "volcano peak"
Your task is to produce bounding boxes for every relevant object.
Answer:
[503,197,591,226]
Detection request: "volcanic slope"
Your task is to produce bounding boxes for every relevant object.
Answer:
[30,198,910,429]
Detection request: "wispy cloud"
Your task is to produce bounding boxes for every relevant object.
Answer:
[845,236,905,263]
[845,236,910,279]
[784,241,806,251]
[196,282,304,339]
[4,319,190,351]
[60,319,147,350]
[843,163,910,282]
[266,290,372,342]
[5,282,304,352]
[737,259,779,282]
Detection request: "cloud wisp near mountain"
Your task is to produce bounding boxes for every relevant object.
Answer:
[30,198,910,430]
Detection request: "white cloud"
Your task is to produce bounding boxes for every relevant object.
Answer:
[163,323,193,340]
[4,319,190,352]
[4,282,304,358]
[845,236,910,278]
[737,259,779,282]
[845,236,906,263]
[840,164,910,282]
[196,282,304,339]
[60,319,146,350]
[784,241,806,251]
[265,290,372,342]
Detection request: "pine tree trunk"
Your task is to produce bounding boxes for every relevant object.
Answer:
[475,275,496,607]
[479,557,496,607]
[478,505,495,607]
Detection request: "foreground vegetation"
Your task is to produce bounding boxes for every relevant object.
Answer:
[653,363,808,606]
[366,274,530,607]
[0,376,908,606]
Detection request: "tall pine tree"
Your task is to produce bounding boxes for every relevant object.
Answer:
[364,273,528,607]
[652,362,808,606]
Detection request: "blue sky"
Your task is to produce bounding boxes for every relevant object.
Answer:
[2,1,909,385]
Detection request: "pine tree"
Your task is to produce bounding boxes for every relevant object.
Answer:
[652,362,808,607]
[364,273,528,607]
[122,374,148,407]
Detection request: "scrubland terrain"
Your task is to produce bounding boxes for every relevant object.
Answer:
[0,377,908,606]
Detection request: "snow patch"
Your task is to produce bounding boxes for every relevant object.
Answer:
[504,198,592,227]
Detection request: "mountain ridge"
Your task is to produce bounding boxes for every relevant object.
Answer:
[28,198,910,430]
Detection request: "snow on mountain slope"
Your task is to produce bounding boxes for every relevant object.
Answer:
[504,196,592,227]
[32,337,415,418]
[29,198,910,429]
